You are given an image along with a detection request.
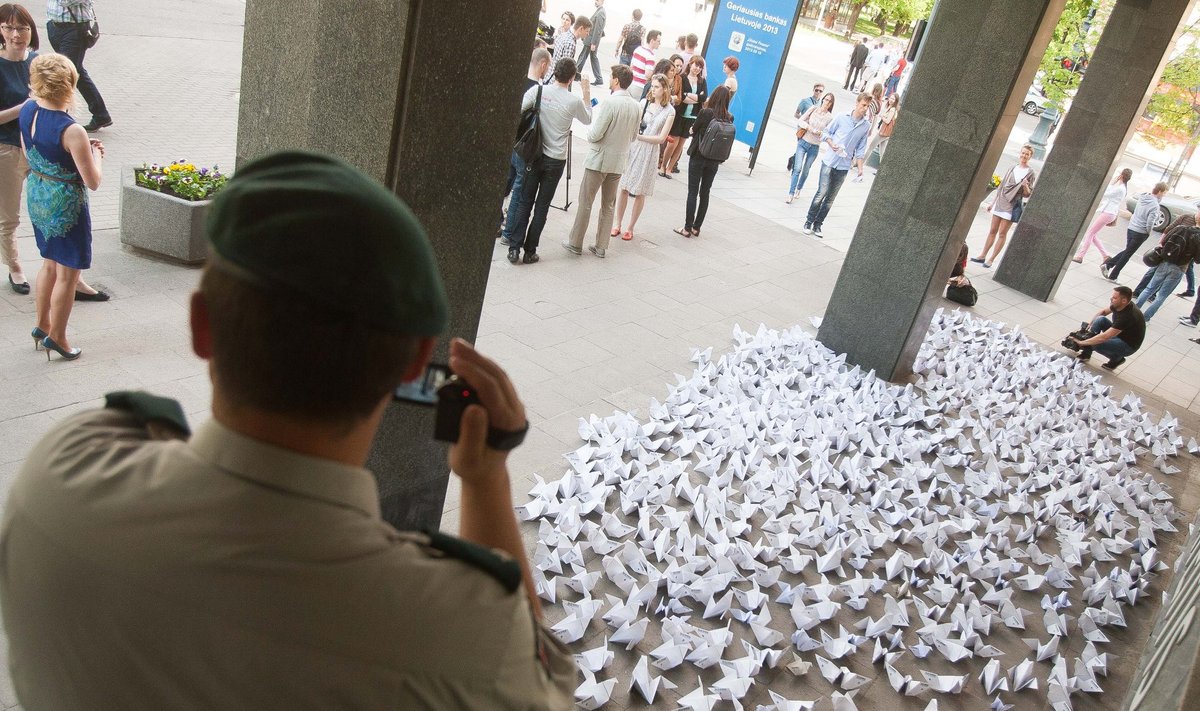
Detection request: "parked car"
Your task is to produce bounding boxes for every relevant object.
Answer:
[1022,86,1048,116]
[1125,190,1200,231]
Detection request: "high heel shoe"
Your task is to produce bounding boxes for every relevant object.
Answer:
[31,327,47,350]
[42,336,81,361]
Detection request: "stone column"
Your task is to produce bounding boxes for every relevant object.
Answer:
[817,0,1066,381]
[236,0,536,530]
[995,0,1198,301]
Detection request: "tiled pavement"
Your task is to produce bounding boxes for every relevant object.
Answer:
[0,2,1198,709]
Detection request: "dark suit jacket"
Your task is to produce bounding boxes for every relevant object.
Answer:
[850,43,868,67]
[587,7,606,46]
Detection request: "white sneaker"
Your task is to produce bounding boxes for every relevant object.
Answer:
[1180,316,1197,327]
[812,225,823,238]
[802,223,812,234]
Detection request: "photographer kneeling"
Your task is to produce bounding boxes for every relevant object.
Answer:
[0,152,575,710]
[1065,285,1146,371]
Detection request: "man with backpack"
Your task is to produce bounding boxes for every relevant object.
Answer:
[615,9,645,66]
[1135,220,1200,320]
[504,58,591,265]
[804,93,872,238]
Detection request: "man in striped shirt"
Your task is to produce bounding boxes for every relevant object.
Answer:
[629,29,661,95]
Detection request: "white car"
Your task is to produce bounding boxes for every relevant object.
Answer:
[1022,87,1048,116]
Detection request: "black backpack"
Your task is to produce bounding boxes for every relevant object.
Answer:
[513,85,543,165]
[698,115,735,162]
[1162,226,1196,265]
[622,25,643,55]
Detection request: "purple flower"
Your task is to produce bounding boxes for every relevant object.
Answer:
[156,176,166,183]
[199,167,209,175]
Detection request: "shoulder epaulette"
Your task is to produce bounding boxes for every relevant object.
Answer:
[422,529,522,593]
[104,391,191,435]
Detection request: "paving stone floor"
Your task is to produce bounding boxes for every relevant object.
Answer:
[0,1,1198,709]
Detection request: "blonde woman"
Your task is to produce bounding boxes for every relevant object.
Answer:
[20,52,103,360]
[612,73,674,242]
[975,144,1036,269]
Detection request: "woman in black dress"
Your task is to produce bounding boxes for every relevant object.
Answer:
[661,56,705,178]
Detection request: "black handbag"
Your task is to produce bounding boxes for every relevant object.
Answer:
[513,85,543,165]
[68,4,99,48]
[946,279,978,306]
[85,19,99,48]
[787,154,795,171]
[1143,245,1165,267]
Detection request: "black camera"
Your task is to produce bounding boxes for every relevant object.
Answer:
[393,364,478,444]
[1061,321,1093,351]
[432,376,481,444]
[395,363,527,449]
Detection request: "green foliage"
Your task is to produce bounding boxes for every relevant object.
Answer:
[135,161,228,202]
[1144,23,1200,147]
[1036,0,1105,110]
[862,0,932,37]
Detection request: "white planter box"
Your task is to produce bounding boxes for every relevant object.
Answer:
[119,168,211,264]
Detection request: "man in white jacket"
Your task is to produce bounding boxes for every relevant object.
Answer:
[1103,182,1167,282]
[563,64,640,258]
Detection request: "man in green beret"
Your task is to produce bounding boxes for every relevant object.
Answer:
[0,151,576,710]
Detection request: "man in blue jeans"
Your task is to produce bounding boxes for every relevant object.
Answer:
[1069,286,1146,371]
[504,58,591,264]
[1103,182,1166,282]
[45,0,110,131]
[804,93,871,238]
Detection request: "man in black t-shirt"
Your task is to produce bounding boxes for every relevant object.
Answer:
[1068,286,1146,371]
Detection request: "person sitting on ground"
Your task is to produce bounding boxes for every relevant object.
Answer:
[1067,285,1146,371]
[0,151,577,709]
[948,243,969,287]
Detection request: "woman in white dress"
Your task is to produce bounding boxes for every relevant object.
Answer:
[612,74,675,242]
[975,144,1036,268]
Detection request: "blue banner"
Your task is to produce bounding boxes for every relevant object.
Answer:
[702,0,801,148]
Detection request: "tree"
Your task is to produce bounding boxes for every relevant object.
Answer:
[1035,0,1108,110]
[871,0,933,36]
[1144,22,1200,186]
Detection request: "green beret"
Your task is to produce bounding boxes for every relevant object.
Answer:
[206,151,449,336]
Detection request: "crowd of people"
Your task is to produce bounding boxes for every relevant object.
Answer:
[783,38,906,227]
[510,1,740,262]
[1,1,107,364]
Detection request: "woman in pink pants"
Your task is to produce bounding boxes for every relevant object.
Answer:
[1074,168,1132,263]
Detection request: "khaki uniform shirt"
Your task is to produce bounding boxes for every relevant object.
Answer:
[0,401,575,710]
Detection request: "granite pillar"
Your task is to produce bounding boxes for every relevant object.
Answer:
[995,0,1198,301]
[817,0,1065,381]
[236,0,536,530]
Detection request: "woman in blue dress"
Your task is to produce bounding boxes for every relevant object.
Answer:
[20,52,103,360]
